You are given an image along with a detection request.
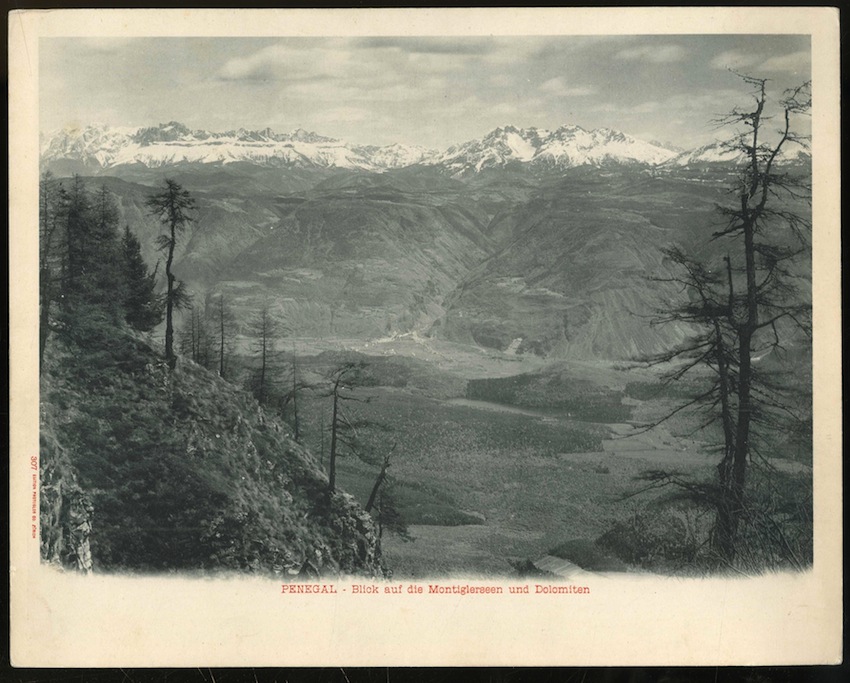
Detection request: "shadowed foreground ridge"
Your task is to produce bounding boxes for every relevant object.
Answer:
[39,325,382,576]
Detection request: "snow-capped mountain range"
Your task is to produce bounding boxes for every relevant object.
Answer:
[663,139,811,167]
[437,124,677,173]
[40,121,433,172]
[40,121,809,175]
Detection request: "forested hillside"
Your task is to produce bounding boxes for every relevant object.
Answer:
[38,173,383,575]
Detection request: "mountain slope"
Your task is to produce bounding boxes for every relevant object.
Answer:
[431,168,731,360]
[219,184,495,337]
[40,326,382,574]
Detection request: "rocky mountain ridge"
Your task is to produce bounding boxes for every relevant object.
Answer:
[664,139,811,167]
[41,120,691,175]
[435,124,678,174]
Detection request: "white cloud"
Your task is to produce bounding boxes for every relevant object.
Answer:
[218,43,413,87]
[759,50,810,74]
[615,44,686,63]
[218,45,330,81]
[628,101,660,114]
[539,77,596,97]
[490,74,514,88]
[490,99,544,117]
[592,88,741,118]
[662,89,742,112]
[314,106,373,124]
[407,51,468,74]
[711,49,810,74]
[710,49,763,70]
[480,40,548,66]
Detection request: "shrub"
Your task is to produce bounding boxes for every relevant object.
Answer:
[548,538,628,572]
[597,507,703,571]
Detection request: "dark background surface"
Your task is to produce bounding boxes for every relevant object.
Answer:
[4,1,845,681]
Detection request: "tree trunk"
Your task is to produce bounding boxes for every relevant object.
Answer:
[164,218,176,370]
[39,181,57,372]
[365,457,390,513]
[219,296,225,377]
[714,201,759,561]
[319,406,325,471]
[292,359,300,442]
[328,385,339,493]
[258,318,267,404]
[193,308,200,363]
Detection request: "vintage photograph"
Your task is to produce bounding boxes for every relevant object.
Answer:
[36,33,816,579]
[10,7,842,667]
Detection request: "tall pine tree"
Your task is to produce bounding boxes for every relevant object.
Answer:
[54,178,125,346]
[121,225,163,332]
[146,179,195,369]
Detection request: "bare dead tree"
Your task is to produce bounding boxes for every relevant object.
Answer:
[218,294,227,377]
[639,74,812,564]
[278,343,317,445]
[364,443,398,513]
[247,304,278,405]
[320,361,371,495]
[209,293,237,379]
[287,355,302,442]
[178,304,214,368]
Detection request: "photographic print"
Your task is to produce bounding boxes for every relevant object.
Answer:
[9,7,842,667]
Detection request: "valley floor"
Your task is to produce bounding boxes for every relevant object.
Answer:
[283,334,811,578]
[286,337,728,577]
[379,410,716,579]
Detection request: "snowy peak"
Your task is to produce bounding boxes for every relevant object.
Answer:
[668,139,812,167]
[359,142,436,169]
[439,126,546,171]
[40,122,433,172]
[134,121,194,144]
[43,120,803,175]
[436,124,677,174]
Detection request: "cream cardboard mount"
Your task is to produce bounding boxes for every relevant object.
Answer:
[8,7,842,667]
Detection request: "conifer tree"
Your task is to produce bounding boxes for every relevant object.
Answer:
[146,179,195,369]
[121,225,163,332]
[39,171,62,368]
[322,361,371,495]
[178,304,214,368]
[247,305,278,405]
[208,292,235,379]
[50,178,126,347]
[642,75,812,566]
[62,175,92,302]
[87,186,126,318]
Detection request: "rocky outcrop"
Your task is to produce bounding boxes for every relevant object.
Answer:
[39,418,93,573]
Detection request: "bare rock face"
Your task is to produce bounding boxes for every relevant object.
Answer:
[39,422,94,573]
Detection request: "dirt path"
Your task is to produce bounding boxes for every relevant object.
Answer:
[444,397,564,421]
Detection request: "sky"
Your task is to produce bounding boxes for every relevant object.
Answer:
[39,35,811,150]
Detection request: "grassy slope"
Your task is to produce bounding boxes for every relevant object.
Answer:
[40,327,382,575]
